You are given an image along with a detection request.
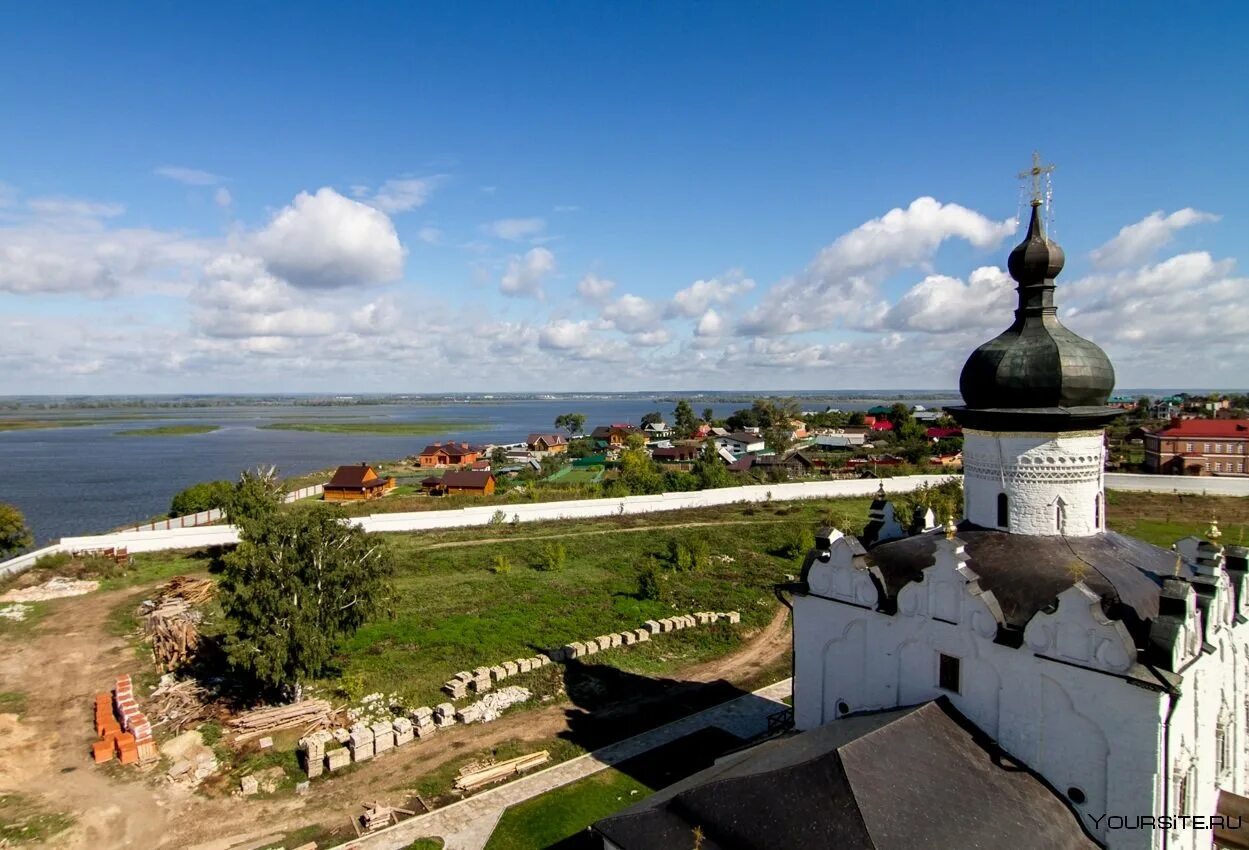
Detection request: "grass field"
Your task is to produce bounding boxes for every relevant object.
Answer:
[259,421,488,436]
[114,424,221,437]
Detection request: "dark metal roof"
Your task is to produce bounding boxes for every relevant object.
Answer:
[954,203,1117,427]
[593,698,1097,850]
[439,470,494,488]
[325,464,384,489]
[864,526,1188,643]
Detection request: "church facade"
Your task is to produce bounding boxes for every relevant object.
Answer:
[792,196,1249,849]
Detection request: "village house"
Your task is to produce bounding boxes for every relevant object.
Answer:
[421,470,496,496]
[753,449,817,476]
[925,426,963,440]
[1143,418,1249,476]
[650,445,700,464]
[323,463,396,502]
[813,433,866,450]
[713,431,766,457]
[416,441,481,468]
[642,420,672,439]
[525,433,568,455]
[590,423,639,448]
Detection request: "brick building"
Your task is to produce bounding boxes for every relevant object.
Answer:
[1143,418,1249,475]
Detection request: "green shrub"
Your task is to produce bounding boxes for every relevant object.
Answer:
[491,554,512,575]
[535,542,567,571]
[637,562,663,601]
[169,480,234,517]
[198,721,222,746]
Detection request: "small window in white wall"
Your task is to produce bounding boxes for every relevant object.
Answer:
[1094,494,1101,529]
[1175,768,1191,815]
[937,653,961,694]
[996,493,1009,529]
[1217,716,1232,778]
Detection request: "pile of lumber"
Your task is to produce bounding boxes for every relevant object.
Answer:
[142,599,202,672]
[454,750,549,792]
[148,677,212,733]
[355,802,415,836]
[157,576,215,605]
[228,699,335,741]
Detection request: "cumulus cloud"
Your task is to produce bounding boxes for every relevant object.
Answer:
[877,267,1014,333]
[577,274,616,301]
[667,275,755,318]
[486,217,546,241]
[601,293,663,334]
[737,197,1015,336]
[416,226,443,245]
[632,328,670,347]
[251,187,405,289]
[695,308,727,338]
[1090,208,1220,268]
[214,188,233,208]
[538,318,594,350]
[500,247,555,298]
[154,166,224,186]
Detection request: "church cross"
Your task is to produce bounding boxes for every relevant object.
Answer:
[1018,151,1055,206]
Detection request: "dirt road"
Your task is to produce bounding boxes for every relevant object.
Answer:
[0,582,791,850]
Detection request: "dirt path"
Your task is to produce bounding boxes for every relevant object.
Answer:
[1,583,790,850]
[421,517,790,550]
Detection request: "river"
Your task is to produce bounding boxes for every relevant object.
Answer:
[0,395,959,544]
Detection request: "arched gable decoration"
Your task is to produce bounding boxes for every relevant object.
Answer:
[895,535,1005,640]
[1023,582,1137,673]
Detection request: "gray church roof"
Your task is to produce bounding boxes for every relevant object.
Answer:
[592,698,1097,850]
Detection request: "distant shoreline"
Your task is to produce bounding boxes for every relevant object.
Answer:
[258,421,489,436]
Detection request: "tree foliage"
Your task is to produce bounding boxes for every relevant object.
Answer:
[169,480,234,517]
[691,443,732,490]
[673,400,698,438]
[637,561,663,600]
[224,467,285,534]
[618,447,664,494]
[490,447,508,467]
[892,479,965,528]
[0,502,32,558]
[219,502,393,699]
[640,411,664,427]
[554,413,586,436]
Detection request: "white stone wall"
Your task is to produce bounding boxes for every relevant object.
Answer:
[793,535,1249,849]
[963,429,1106,536]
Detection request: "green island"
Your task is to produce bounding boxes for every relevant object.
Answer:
[258,420,488,436]
[114,424,222,437]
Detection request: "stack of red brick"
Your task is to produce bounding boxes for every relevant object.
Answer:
[92,674,157,765]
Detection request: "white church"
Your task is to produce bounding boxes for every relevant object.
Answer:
[594,185,1248,849]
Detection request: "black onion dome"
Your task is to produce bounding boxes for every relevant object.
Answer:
[950,201,1118,431]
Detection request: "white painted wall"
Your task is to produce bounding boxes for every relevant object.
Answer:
[963,429,1105,536]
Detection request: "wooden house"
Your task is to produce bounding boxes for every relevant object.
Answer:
[651,445,701,464]
[324,464,396,502]
[417,442,481,468]
[438,470,496,496]
[526,433,569,454]
[590,424,639,448]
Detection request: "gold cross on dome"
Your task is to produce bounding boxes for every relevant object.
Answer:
[1018,150,1055,206]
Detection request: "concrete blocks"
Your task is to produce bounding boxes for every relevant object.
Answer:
[622,631,636,645]
[534,655,551,667]
[415,721,438,738]
[240,774,259,795]
[371,721,395,754]
[299,730,334,778]
[393,717,414,747]
[697,612,712,624]
[348,725,374,762]
[568,641,586,658]
[434,703,455,721]
[634,628,650,642]
[502,660,519,677]
[644,620,662,634]
[332,727,351,744]
[517,658,532,673]
[454,670,473,682]
[609,633,623,648]
[727,611,741,624]
[455,704,481,725]
[473,666,491,677]
[583,639,598,655]
[490,665,509,682]
[326,747,351,771]
[471,673,492,693]
[443,680,468,699]
[412,706,433,726]
[659,618,674,632]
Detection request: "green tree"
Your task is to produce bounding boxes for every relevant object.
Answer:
[640,411,664,428]
[219,504,394,700]
[847,411,867,428]
[539,454,566,478]
[0,503,32,558]
[764,425,794,455]
[554,413,586,436]
[489,447,508,467]
[692,443,732,489]
[702,407,715,425]
[536,541,567,571]
[169,480,234,517]
[224,467,285,534]
[637,560,663,600]
[619,447,664,494]
[673,400,698,438]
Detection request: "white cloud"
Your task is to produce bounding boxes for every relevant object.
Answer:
[601,293,663,334]
[737,197,1015,336]
[877,266,1014,334]
[214,188,233,208]
[500,247,555,298]
[368,177,440,213]
[486,217,546,241]
[632,328,670,347]
[695,308,727,338]
[154,166,224,186]
[1090,208,1220,268]
[538,319,594,351]
[27,197,125,218]
[577,274,615,301]
[417,226,443,245]
[668,275,755,318]
[251,187,405,289]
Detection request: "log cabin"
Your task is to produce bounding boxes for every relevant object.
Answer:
[323,464,396,501]
[416,442,481,468]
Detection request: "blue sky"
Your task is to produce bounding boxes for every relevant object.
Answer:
[1,2,1245,393]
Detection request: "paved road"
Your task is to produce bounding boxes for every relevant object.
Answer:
[333,678,793,850]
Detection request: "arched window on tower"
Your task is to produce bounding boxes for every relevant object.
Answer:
[997,493,1009,529]
[1094,494,1101,529]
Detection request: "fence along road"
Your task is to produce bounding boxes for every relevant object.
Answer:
[4,473,1247,579]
